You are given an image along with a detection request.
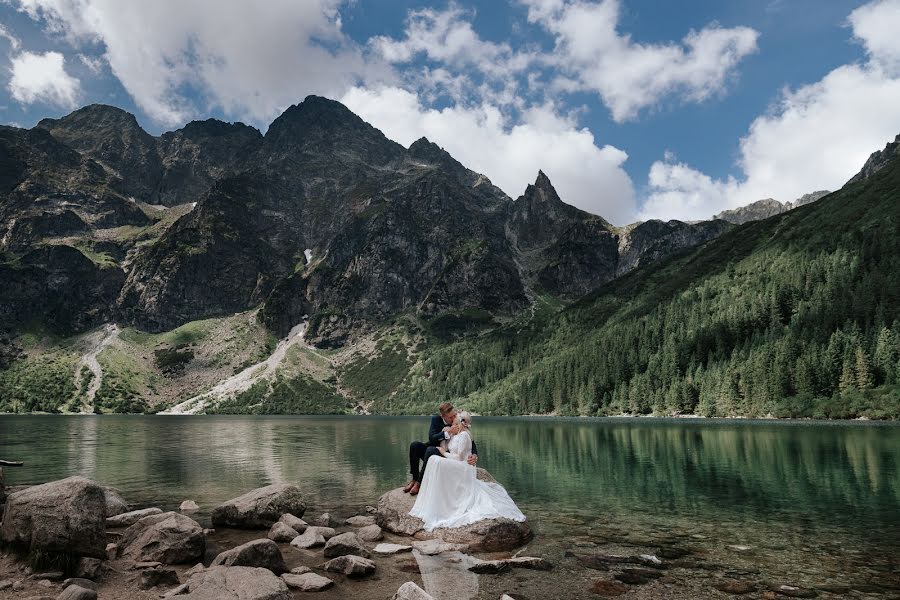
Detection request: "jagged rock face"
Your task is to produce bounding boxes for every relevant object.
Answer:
[617,219,733,275]
[37,104,164,202]
[1,96,749,344]
[0,245,124,334]
[715,199,787,225]
[156,119,263,205]
[262,170,527,345]
[848,134,900,184]
[791,190,830,208]
[118,173,301,331]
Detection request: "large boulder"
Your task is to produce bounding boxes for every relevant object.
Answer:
[321,555,376,578]
[375,468,532,552]
[182,566,292,600]
[210,539,287,574]
[0,476,106,558]
[117,511,205,564]
[211,484,306,529]
[102,486,129,517]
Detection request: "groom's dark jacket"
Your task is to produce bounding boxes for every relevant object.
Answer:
[428,415,478,456]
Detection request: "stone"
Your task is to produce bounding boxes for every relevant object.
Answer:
[769,584,818,598]
[290,529,325,549]
[0,580,10,590]
[391,581,435,600]
[323,532,370,559]
[37,579,54,587]
[614,567,663,585]
[468,559,509,574]
[374,543,413,555]
[278,513,307,533]
[211,484,306,529]
[163,583,189,598]
[182,566,292,600]
[74,558,105,580]
[28,572,64,581]
[117,511,205,564]
[106,507,164,528]
[56,585,97,600]
[102,487,129,517]
[411,539,465,555]
[501,596,516,600]
[345,515,376,527]
[305,525,336,539]
[727,545,753,552]
[506,556,552,570]
[0,476,107,558]
[140,568,180,589]
[321,555,376,578]
[184,563,205,578]
[358,524,383,542]
[714,580,757,594]
[309,512,334,527]
[61,579,97,591]
[267,522,299,543]
[105,543,117,560]
[590,579,630,597]
[210,539,287,574]
[133,561,162,569]
[289,566,312,574]
[375,470,532,552]
[180,500,199,511]
[280,572,334,592]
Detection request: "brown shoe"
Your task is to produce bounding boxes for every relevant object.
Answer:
[409,482,420,495]
[403,480,416,493]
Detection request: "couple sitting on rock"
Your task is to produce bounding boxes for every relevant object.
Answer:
[404,402,525,531]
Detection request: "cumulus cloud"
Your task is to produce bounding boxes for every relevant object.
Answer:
[342,85,636,224]
[849,0,900,73]
[8,50,80,108]
[521,0,759,122]
[11,0,379,125]
[639,0,900,222]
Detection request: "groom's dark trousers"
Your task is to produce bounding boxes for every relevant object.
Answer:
[409,414,478,483]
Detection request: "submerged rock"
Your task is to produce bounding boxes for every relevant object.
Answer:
[211,484,306,529]
[182,566,291,600]
[358,524,383,542]
[117,511,205,564]
[375,468,531,552]
[180,500,199,511]
[210,539,287,574]
[0,476,107,558]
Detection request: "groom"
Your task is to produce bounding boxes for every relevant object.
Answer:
[405,402,478,495]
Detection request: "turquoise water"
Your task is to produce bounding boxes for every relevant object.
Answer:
[1,416,898,593]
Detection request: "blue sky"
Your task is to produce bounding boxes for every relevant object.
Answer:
[2,0,899,224]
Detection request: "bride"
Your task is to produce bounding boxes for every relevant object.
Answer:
[409,411,526,531]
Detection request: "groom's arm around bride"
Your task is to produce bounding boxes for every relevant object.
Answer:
[405,402,478,495]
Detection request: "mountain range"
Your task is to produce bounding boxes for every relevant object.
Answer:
[0,97,897,417]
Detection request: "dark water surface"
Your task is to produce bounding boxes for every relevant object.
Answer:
[1,416,898,595]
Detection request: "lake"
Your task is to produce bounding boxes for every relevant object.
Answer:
[1,415,898,597]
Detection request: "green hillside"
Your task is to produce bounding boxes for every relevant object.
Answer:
[389,148,900,419]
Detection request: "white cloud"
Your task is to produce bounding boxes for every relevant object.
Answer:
[0,24,22,51]
[342,85,636,224]
[12,0,379,125]
[849,0,900,73]
[522,0,759,122]
[8,50,80,108]
[640,0,900,222]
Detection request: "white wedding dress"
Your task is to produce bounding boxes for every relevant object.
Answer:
[409,430,526,531]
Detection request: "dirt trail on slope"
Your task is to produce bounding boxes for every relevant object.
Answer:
[74,323,118,413]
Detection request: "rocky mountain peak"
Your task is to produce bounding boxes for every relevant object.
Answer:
[848,132,900,185]
[178,118,261,140]
[523,170,564,205]
[37,103,142,132]
[263,96,405,165]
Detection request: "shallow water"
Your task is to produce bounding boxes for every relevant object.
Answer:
[2,415,898,597]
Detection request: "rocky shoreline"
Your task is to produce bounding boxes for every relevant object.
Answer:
[0,471,893,600]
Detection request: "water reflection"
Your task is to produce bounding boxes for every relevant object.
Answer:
[0,415,897,545]
[412,550,479,600]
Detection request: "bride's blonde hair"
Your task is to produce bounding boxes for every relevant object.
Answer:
[455,411,472,428]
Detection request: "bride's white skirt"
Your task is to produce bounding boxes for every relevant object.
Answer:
[409,456,526,531]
